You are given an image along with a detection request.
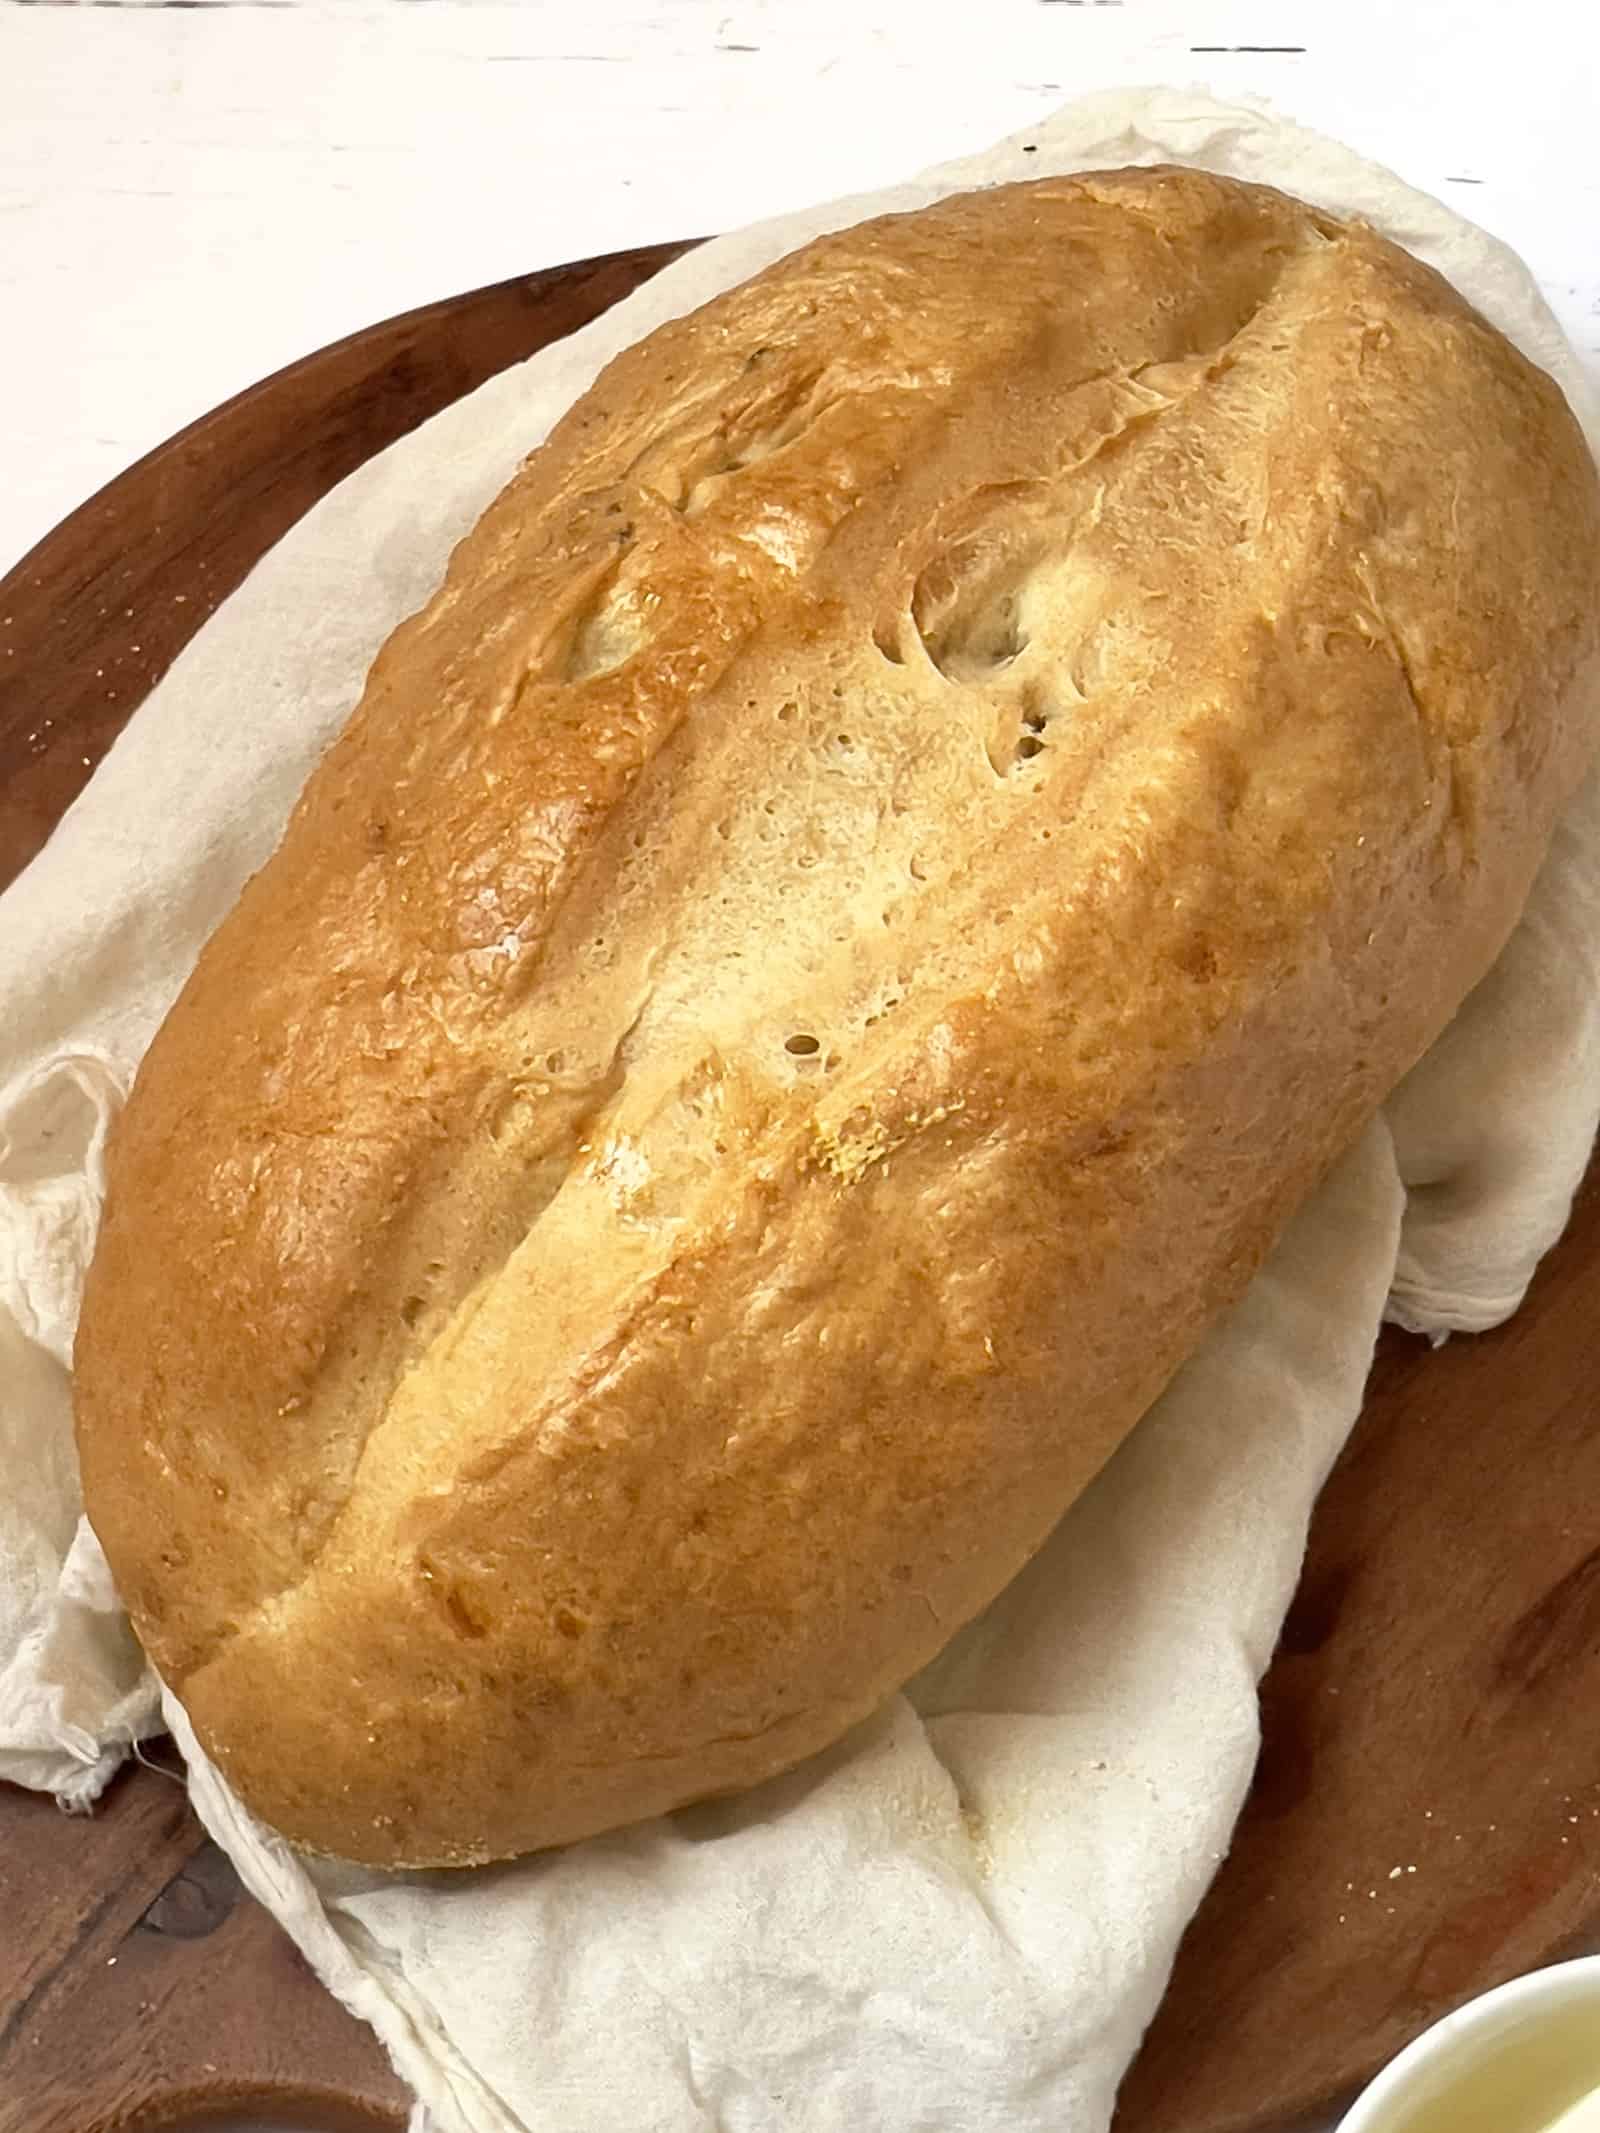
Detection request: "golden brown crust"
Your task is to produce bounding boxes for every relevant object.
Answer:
[74,167,1600,1865]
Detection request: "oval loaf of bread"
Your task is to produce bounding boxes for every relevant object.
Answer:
[75,167,1600,1867]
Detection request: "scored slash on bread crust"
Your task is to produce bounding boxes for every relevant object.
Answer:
[73,167,1600,1867]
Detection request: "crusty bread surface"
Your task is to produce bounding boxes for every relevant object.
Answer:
[74,167,1600,1867]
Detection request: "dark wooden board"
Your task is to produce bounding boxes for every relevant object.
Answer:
[3,240,1598,2133]
[0,1749,407,2133]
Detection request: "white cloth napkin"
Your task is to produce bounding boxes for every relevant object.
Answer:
[3,87,1599,2133]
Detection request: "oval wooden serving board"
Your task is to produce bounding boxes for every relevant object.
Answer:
[3,242,1599,2133]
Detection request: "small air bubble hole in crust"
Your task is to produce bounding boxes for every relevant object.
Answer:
[565,580,645,683]
[911,544,1035,682]
[444,1586,491,1640]
[785,1033,821,1057]
[994,690,1054,776]
[418,1555,494,1642]
[399,1294,426,1328]
[680,382,827,515]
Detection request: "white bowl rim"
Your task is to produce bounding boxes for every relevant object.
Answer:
[1339,1953,1600,2130]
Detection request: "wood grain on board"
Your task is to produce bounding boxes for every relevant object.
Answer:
[1121,1178,1600,2133]
[2,242,1597,2133]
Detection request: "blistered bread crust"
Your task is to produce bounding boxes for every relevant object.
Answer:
[75,169,1600,1866]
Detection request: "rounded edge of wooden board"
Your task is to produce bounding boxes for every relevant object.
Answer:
[0,235,697,898]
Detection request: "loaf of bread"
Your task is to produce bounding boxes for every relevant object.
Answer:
[74,167,1600,1868]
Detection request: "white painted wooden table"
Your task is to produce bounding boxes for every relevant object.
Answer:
[2,0,1598,580]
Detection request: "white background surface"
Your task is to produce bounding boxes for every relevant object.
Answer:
[2,0,1599,579]
[0,9,1598,2132]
